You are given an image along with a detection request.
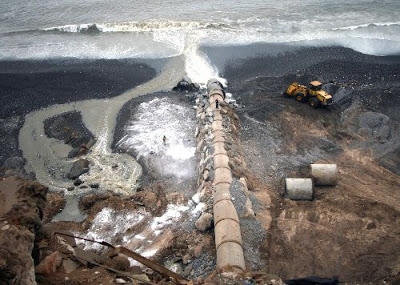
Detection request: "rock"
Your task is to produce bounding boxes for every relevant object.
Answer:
[0,223,37,285]
[172,78,200,92]
[183,264,193,276]
[43,111,95,159]
[242,198,256,219]
[89,183,99,189]
[73,178,83,186]
[0,177,48,284]
[193,244,203,258]
[84,24,101,34]
[1,156,31,179]
[358,111,389,130]
[106,255,130,271]
[67,159,89,180]
[183,254,191,264]
[35,251,62,275]
[203,169,209,181]
[195,212,213,232]
[62,258,79,273]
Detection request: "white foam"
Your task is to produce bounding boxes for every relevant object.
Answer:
[150,204,189,231]
[77,207,147,251]
[45,20,226,33]
[76,203,188,259]
[116,97,196,179]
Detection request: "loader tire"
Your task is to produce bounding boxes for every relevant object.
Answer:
[309,97,320,108]
[295,93,305,102]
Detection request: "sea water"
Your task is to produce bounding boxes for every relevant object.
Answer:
[1,0,400,61]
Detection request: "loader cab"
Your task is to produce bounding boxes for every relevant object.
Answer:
[308,81,323,91]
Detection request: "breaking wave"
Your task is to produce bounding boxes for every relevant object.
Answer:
[2,18,400,60]
[44,20,236,34]
[331,21,400,31]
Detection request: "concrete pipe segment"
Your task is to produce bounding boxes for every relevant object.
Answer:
[213,183,231,204]
[207,79,246,271]
[285,178,313,201]
[207,79,226,98]
[310,164,338,186]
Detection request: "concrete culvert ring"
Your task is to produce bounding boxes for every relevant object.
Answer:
[285,178,313,201]
[310,164,337,186]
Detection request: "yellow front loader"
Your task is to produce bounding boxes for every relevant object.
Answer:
[283,81,333,108]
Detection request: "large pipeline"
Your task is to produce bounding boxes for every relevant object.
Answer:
[206,79,246,272]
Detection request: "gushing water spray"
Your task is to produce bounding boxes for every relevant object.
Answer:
[183,33,227,87]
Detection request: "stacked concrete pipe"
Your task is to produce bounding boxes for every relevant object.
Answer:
[207,79,246,272]
[285,164,338,201]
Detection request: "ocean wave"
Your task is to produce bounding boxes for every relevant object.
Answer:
[332,21,400,31]
[43,20,236,34]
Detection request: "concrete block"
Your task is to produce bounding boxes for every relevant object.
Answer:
[213,142,227,156]
[214,154,230,169]
[212,120,223,131]
[213,111,223,121]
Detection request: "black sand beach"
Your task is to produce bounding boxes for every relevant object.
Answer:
[0,59,157,118]
[1,44,400,185]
